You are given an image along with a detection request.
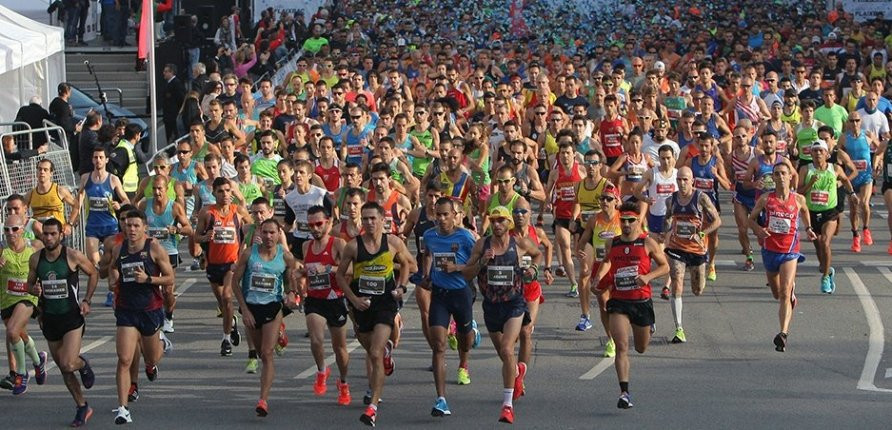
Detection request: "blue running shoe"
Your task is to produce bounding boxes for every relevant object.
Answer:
[829,267,836,293]
[617,392,634,409]
[471,320,481,349]
[104,291,114,307]
[821,275,832,294]
[575,315,592,331]
[431,397,451,417]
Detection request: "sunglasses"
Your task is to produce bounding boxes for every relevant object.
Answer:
[178,150,191,154]
[584,160,600,165]
[512,209,529,215]
[3,226,23,233]
[600,196,615,201]
[620,217,637,224]
[154,165,169,170]
[351,116,362,120]
[631,99,643,102]
[432,111,445,116]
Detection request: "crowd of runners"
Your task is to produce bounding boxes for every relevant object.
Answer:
[2,0,892,426]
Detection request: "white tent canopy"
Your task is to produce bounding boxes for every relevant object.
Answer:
[0,4,65,124]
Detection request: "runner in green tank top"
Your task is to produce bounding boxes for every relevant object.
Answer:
[797,140,857,295]
[234,154,267,206]
[28,218,99,426]
[482,165,528,233]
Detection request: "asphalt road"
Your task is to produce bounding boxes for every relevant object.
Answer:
[5,195,892,429]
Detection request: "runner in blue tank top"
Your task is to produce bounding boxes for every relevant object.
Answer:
[684,137,730,282]
[76,146,130,267]
[840,112,880,251]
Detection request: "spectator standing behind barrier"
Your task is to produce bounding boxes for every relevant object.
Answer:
[163,64,186,143]
[77,111,103,175]
[13,96,51,150]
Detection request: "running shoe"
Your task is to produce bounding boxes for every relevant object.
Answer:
[471,320,481,349]
[336,380,351,406]
[145,365,158,382]
[127,383,139,402]
[447,320,458,350]
[162,318,174,333]
[314,367,331,396]
[617,392,634,409]
[457,366,471,385]
[0,371,14,390]
[245,358,259,374]
[221,339,233,356]
[513,362,526,401]
[888,240,892,255]
[383,340,395,376]
[360,406,377,427]
[498,405,514,424]
[863,228,874,246]
[575,314,592,331]
[829,267,836,293]
[12,372,28,395]
[565,283,578,298]
[774,332,787,352]
[743,255,755,271]
[34,350,47,385]
[276,322,288,356]
[660,286,671,301]
[78,355,95,389]
[431,397,452,417]
[104,291,114,307]
[160,332,172,355]
[363,390,373,405]
[555,265,567,277]
[535,214,544,227]
[851,235,862,252]
[706,265,717,281]
[216,307,222,318]
[255,399,268,417]
[230,316,241,346]
[71,403,93,427]
[650,323,656,335]
[671,327,687,344]
[189,259,200,271]
[604,338,616,358]
[113,406,132,424]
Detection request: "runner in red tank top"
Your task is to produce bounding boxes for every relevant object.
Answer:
[368,163,411,235]
[593,201,668,410]
[748,163,817,352]
[509,199,554,374]
[597,96,629,163]
[314,138,341,193]
[545,140,586,298]
[300,205,352,404]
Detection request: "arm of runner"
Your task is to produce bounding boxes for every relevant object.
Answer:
[796,194,818,241]
[389,235,416,299]
[172,202,193,236]
[97,235,116,279]
[713,159,732,190]
[535,226,555,285]
[335,240,365,310]
[230,249,254,329]
[642,236,669,284]
[282,250,300,307]
[698,192,722,236]
[460,239,486,280]
[747,194,771,239]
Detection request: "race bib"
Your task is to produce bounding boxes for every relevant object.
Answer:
[358,275,385,295]
[675,220,697,238]
[810,190,829,205]
[433,252,456,271]
[595,247,607,260]
[273,199,286,217]
[801,145,812,156]
[418,236,427,255]
[656,183,675,195]
[604,134,621,148]
[121,262,143,283]
[767,215,792,234]
[693,177,714,191]
[347,145,364,156]
[213,227,237,244]
[88,196,109,212]
[853,159,868,171]
[581,211,595,223]
[486,265,515,286]
[614,265,639,291]
[6,278,27,296]
[148,227,170,240]
[559,185,575,201]
[735,171,748,181]
[41,279,69,300]
[295,221,310,232]
[249,272,277,293]
[777,140,788,152]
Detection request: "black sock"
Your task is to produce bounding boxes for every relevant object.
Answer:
[853,229,859,237]
[165,311,173,320]
[248,350,258,359]
[619,381,629,393]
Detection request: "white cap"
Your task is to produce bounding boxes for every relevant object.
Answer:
[654,60,665,71]
[811,139,829,151]
[811,36,821,44]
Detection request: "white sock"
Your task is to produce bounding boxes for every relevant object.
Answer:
[503,389,514,407]
[223,333,231,342]
[670,296,683,329]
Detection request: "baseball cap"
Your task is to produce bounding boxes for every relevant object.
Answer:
[811,139,829,151]
[489,206,515,229]
[811,36,821,44]
[654,60,666,71]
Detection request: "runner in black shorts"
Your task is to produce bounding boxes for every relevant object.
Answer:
[464,206,543,424]
[336,202,416,427]
[28,218,99,427]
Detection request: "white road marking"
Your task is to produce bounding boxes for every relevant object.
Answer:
[862,261,892,267]
[294,284,416,379]
[885,368,892,379]
[46,335,114,372]
[174,279,197,297]
[579,357,615,380]
[844,268,892,393]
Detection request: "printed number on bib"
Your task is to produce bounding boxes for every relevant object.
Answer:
[656,183,675,195]
[121,262,144,283]
[307,264,331,291]
[614,266,639,291]
[213,227,237,244]
[88,197,109,212]
[853,159,868,171]
[767,215,792,234]
[42,279,69,299]
[693,177,714,191]
[433,252,456,270]
[810,190,829,205]
[6,278,28,296]
[249,273,277,293]
[357,276,385,295]
[595,247,607,260]
[148,227,169,240]
[675,220,698,238]
[486,265,515,286]
[559,185,575,201]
